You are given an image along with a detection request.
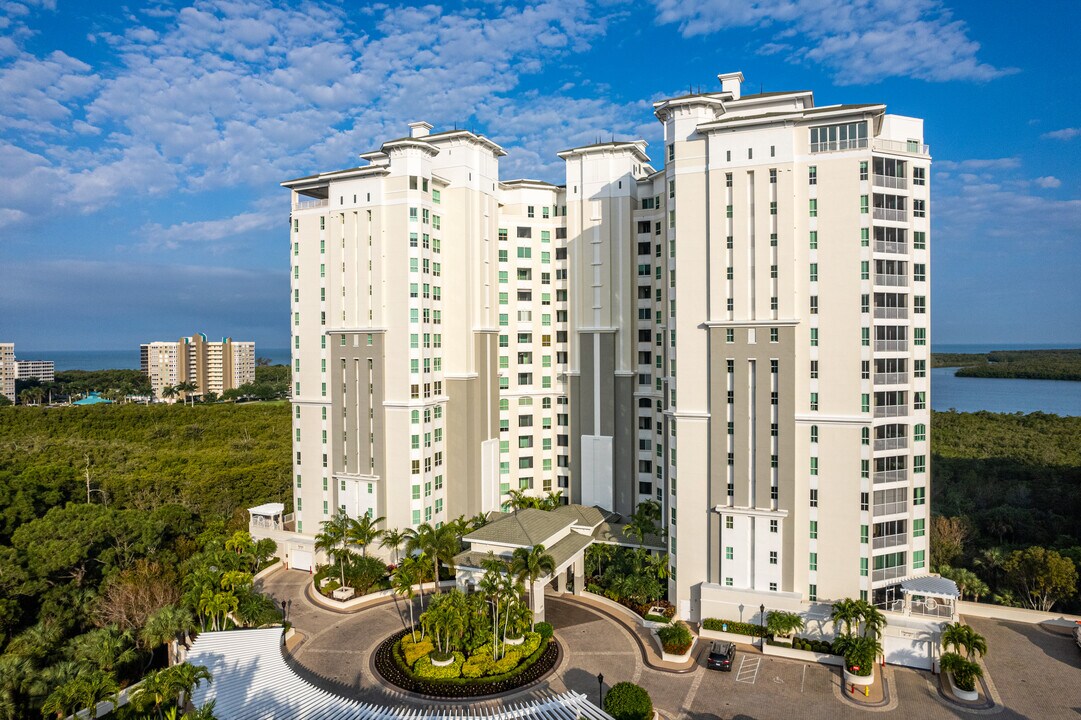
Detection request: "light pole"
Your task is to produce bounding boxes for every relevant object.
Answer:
[760,603,766,648]
[597,673,604,707]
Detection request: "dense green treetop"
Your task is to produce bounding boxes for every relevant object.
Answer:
[932,349,1081,381]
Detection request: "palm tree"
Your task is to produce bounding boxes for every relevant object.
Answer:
[142,605,197,667]
[856,601,887,640]
[403,523,458,599]
[506,489,539,512]
[941,622,988,661]
[468,512,490,531]
[133,663,212,719]
[830,598,861,638]
[42,672,118,720]
[72,626,138,676]
[540,490,563,511]
[392,560,421,640]
[224,531,254,557]
[165,662,213,711]
[510,544,556,631]
[478,552,510,659]
[586,543,615,579]
[345,514,385,557]
[162,385,177,402]
[766,611,805,640]
[314,510,352,587]
[380,528,407,564]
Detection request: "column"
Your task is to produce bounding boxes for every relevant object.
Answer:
[573,554,585,596]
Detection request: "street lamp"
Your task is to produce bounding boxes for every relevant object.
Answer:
[281,599,288,623]
[760,603,766,648]
[597,673,604,707]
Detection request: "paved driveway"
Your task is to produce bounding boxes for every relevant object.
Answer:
[259,570,1081,719]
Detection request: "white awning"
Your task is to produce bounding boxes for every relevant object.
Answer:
[248,502,285,517]
[900,576,959,599]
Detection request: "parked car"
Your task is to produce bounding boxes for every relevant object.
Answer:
[707,641,735,671]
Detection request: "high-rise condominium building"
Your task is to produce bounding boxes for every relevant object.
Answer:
[15,359,55,383]
[0,344,14,402]
[141,334,255,401]
[283,72,930,626]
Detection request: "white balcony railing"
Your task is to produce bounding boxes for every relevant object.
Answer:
[874,240,908,255]
[874,436,908,452]
[873,207,907,222]
[873,564,908,583]
[874,306,909,320]
[874,138,930,155]
[811,138,869,154]
[874,404,908,418]
[872,174,908,190]
[293,198,329,210]
[875,340,908,352]
[873,533,908,550]
[874,372,907,386]
[874,274,909,287]
[874,500,908,517]
[874,468,908,484]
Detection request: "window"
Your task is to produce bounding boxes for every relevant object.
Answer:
[861,525,869,544]
[861,227,869,246]
[769,201,777,215]
[810,520,818,539]
[725,516,733,530]
[770,519,778,533]
[914,296,926,314]
[810,393,819,411]
[808,553,816,571]
[914,391,926,410]
[725,546,733,560]
[726,329,735,344]
[913,199,926,218]
[914,423,926,442]
[667,144,674,162]
[860,558,868,577]
[809,230,817,249]
[914,455,926,474]
[810,489,818,507]
[810,328,818,347]
[914,487,926,505]
[862,427,870,445]
[914,518,925,537]
[810,425,818,443]
[861,260,869,280]
[914,328,927,346]
[809,584,817,601]
[809,199,817,217]
[770,328,778,343]
[914,231,926,250]
[725,172,732,187]
[913,550,925,570]
[808,166,817,185]
[913,167,926,186]
[859,161,868,180]
[860,195,869,214]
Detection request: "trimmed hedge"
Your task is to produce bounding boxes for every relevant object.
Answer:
[643,614,669,623]
[535,622,554,640]
[374,627,560,698]
[702,618,767,637]
[604,682,653,720]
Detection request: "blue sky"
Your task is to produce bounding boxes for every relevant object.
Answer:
[1,0,1079,351]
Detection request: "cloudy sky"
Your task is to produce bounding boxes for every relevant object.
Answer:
[1,0,1079,351]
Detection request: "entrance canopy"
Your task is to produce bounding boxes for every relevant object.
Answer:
[900,576,959,599]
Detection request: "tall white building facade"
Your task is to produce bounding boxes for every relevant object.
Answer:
[283,72,931,622]
[0,343,14,402]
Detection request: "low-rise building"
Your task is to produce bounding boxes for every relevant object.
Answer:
[15,359,55,384]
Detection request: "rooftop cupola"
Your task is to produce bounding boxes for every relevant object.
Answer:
[718,71,744,100]
[408,121,433,138]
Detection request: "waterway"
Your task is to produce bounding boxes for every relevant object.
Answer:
[932,367,1081,416]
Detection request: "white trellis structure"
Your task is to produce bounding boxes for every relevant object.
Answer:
[187,629,612,720]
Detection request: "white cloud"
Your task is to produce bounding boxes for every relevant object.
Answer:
[935,157,1020,171]
[650,0,1013,84]
[138,209,281,251]
[1042,127,1081,141]
[1033,176,1061,189]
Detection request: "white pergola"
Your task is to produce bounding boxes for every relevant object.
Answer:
[187,628,612,720]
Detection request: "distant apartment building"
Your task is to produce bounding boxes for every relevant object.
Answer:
[141,334,255,401]
[15,359,55,384]
[0,343,14,402]
[280,72,934,662]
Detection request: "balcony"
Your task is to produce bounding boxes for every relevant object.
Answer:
[293,198,329,210]
[874,372,907,386]
[873,500,908,517]
[874,138,930,156]
[872,564,908,583]
[874,404,908,418]
[873,532,908,550]
[875,339,908,352]
[811,138,869,154]
[874,436,908,452]
[873,207,907,222]
[872,174,908,190]
[874,274,908,287]
[874,306,908,320]
[874,240,908,255]
[874,468,908,484]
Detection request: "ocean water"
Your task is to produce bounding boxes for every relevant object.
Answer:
[932,342,1081,354]
[18,348,292,371]
[932,367,1081,416]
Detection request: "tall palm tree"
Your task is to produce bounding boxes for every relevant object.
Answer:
[941,622,988,661]
[314,510,352,587]
[479,553,509,659]
[391,560,421,640]
[161,385,177,402]
[142,606,196,666]
[380,528,407,565]
[42,672,118,720]
[506,489,540,512]
[539,490,563,511]
[856,601,887,640]
[830,598,861,638]
[510,544,556,630]
[403,523,458,599]
[72,626,137,676]
[345,514,385,557]
[468,512,490,531]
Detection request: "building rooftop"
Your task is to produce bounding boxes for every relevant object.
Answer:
[463,507,574,547]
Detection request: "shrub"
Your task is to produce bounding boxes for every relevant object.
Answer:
[535,622,554,640]
[604,682,653,720]
[842,637,877,677]
[657,621,693,654]
[413,652,464,679]
[766,610,804,638]
[519,632,542,657]
[401,637,434,666]
[702,618,766,637]
[644,614,669,623]
[461,650,493,678]
[941,651,983,692]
